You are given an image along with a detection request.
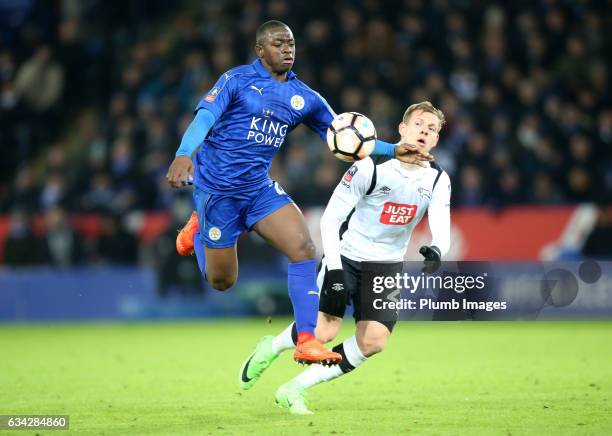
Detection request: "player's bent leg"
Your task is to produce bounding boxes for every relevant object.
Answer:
[277,333,370,414]
[254,203,341,366]
[315,312,342,344]
[247,311,342,383]
[204,245,238,291]
[285,321,390,400]
[355,320,391,357]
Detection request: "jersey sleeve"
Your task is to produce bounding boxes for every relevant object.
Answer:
[194,71,238,119]
[304,92,336,142]
[427,171,451,256]
[320,158,374,270]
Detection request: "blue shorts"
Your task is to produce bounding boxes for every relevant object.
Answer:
[193,181,293,248]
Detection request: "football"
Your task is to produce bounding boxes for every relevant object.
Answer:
[326,112,377,162]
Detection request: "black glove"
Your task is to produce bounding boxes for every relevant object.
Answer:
[419,245,441,274]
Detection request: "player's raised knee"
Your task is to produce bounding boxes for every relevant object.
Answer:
[208,275,236,291]
[292,239,316,262]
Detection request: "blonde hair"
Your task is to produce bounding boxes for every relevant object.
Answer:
[402,101,445,131]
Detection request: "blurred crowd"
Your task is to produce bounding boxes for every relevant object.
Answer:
[1,0,611,266]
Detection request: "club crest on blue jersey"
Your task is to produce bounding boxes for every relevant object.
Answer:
[208,227,222,241]
[290,95,305,110]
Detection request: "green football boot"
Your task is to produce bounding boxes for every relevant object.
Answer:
[274,380,313,415]
[239,336,278,390]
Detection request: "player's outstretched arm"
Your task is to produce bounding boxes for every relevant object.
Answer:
[303,93,432,166]
[166,109,216,188]
[371,139,433,166]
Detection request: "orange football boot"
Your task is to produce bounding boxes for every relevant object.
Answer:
[176,211,199,256]
[293,333,342,366]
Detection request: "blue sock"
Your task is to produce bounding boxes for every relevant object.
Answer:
[288,259,318,335]
[193,231,206,279]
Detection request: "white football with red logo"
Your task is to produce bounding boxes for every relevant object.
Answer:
[327,112,377,162]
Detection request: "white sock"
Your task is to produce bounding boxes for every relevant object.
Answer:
[271,322,296,355]
[342,336,368,368]
[293,335,367,389]
[294,364,343,388]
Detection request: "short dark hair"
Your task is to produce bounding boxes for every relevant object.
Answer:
[255,20,290,45]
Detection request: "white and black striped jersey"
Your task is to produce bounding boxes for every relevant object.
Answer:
[320,156,451,269]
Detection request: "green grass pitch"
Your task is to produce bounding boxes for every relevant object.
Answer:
[1,320,611,435]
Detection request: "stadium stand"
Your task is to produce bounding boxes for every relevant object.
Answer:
[0,0,610,265]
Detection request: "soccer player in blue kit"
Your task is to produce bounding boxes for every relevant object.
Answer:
[166,21,432,366]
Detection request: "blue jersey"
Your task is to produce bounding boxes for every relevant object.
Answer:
[193,59,335,194]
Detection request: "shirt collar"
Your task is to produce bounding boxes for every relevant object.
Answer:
[252,59,297,80]
[391,158,429,177]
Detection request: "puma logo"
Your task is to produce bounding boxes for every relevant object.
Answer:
[307,290,320,296]
[250,85,264,95]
